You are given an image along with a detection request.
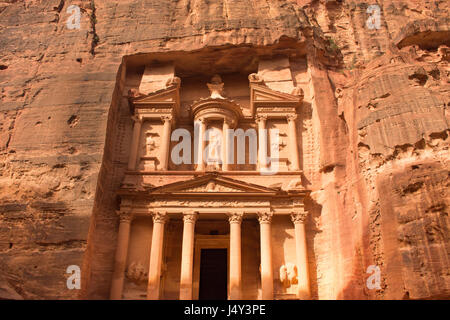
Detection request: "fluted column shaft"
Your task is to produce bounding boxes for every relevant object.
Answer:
[110,210,133,300]
[179,213,197,300]
[147,212,168,300]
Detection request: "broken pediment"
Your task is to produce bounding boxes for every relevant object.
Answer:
[250,83,303,115]
[148,174,279,195]
[128,78,181,115]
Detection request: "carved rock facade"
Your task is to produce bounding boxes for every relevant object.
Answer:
[0,0,448,300]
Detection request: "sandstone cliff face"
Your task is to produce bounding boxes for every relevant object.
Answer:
[0,0,448,299]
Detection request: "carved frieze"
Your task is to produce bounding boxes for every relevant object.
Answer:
[144,200,270,208]
[183,182,243,193]
[126,261,148,283]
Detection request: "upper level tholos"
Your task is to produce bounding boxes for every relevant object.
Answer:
[125,56,306,178]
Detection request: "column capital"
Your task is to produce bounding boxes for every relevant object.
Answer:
[228,212,244,224]
[255,114,268,123]
[195,117,207,124]
[161,115,173,123]
[183,212,198,224]
[291,210,308,224]
[116,208,133,223]
[257,212,273,224]
[223,117,234,127]
[152,212,168,224]
[131,115,143,123]
[287,114,298,122]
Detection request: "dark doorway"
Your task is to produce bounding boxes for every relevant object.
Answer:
[199,248,228,300]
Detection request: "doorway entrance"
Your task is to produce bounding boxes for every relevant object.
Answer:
[193,234,229,300]
[199,248,228,300]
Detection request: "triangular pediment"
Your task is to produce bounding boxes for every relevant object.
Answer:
[133,86,179,105]
[250,84,302,115]
[251,84,301,103]
[149,174,278,194]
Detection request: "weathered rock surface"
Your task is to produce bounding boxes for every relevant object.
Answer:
[0,0,448,299]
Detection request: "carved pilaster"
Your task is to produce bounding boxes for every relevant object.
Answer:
[160,115,173,171]
[128,115,143,170]
[286,113,300,171]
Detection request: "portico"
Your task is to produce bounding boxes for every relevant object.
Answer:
[112,174,309,300]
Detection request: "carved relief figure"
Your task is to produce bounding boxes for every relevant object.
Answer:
[144,132,157,155]
[279,263,298,288]
[205,128,222,168]
[126,261,148,283]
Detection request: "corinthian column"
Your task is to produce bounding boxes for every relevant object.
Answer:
[110,209,133,300]
[228,212,243,300]
[257,212,273,299]
[291,210,311,299]
[147,212,168,300]
[256,115,268,171]
[179,212,198,300]
[287,114,300,171]
[196,118,206,171]
[128,116,143,170]
[160,115,172,171]
[222,119,231,171]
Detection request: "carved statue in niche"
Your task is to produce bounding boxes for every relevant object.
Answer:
[280,263,298,288]
[205,128,222,169]
[207,74,225,99]
[126,261,148,283]
[144,131,157,156]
